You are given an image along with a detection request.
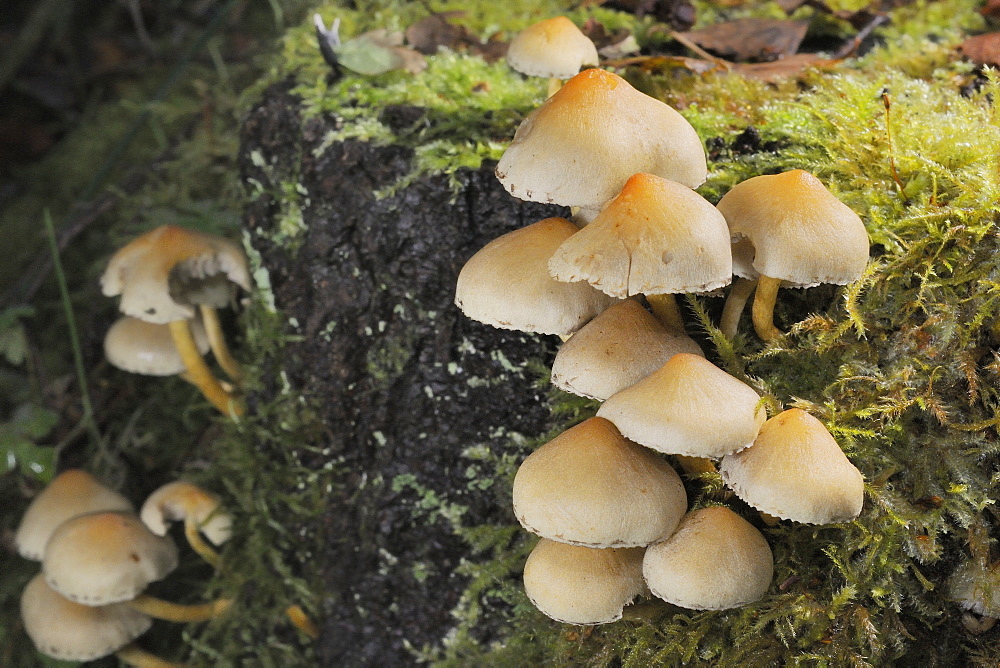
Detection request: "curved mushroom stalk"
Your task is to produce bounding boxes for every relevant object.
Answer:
[115,644,190,668]
[646,293,685,334]
[751,275,784,342]
[199,304,244,386]
[720,277,758,340]
[168,320,244,416]
[128,594,232,623]
[962,612,997,634]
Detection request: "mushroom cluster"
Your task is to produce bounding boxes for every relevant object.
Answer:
[14,470,232,665]
[454,17,872,625]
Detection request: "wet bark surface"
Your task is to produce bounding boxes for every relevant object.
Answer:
[239,83,560,665]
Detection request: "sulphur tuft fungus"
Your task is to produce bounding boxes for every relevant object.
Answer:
[506,17,599,96]
[105,315,211,378]
[141,481,232,569]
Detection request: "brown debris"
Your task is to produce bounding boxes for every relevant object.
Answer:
[960,32,1000,67]
[679,18,810,62]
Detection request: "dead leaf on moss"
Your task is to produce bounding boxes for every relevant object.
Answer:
[679,18,810,62]
[406,12,473,54]
[732,53,837,81]
[981,0,1000,19]
[960,32,1000,67]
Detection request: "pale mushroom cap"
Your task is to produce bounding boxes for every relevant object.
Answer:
[512,417,687,547]
[15,469,134,561]
[141,480,232,546]
[455,217,618,335]
[104,316,210,376]
[716,170,869,287]
[549,173,732,298]
[642,506,773,610]
[551,299,704,401]
[507,17,599,79]
[949,561,1000,617]
[523,539,647,624]
[43,511,178,605]
[21,574,152,662]
[101,225,251,324]
[496,69,707,208]
[597,353,766,458]
[719,409,865,524]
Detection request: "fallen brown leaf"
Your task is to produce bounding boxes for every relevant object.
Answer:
[981,0,1000,19]
[732,52,837,81]
[680,18,810,62]
[960,32,1000,66]
[405,12,473,54]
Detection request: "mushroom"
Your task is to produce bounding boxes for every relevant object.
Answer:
[548,173,731,331]
[496,69,707,211]
[948,560,1000,633]
[642,506,773,610]
[597,353,766,459]
[523,538,647,624]
[506,17,599,96]
[550,299,704,402]
[512,416,687,547]
[105,315,211,378]
[101,225,250,415]
[715,170,869,341]
[719,409,865,524]
[14,469,134,561]
[141,481,232,569]
[454,217,618,337]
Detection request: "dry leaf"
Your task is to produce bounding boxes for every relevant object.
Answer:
[680,18,810,62]
[732,53,836,82]
[405,12,473,54]
[981,0,1000,19]
[960,32,1000,66]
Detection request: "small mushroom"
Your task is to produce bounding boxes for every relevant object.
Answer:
[512,417,687,547]
[642,506,773,610]
[141,481,232,569]
[523,538,647,624]
[105,315,210,377]
[506,17,599,96]
[948,560,1000,633]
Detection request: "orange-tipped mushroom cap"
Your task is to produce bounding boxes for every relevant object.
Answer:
[597,353,765,458]
[551,299,703,401]
[455,217,617,335]
[496,69,707,208]
[21,574,152,662]
[15,469,134,561]
[523,539,647,624]
[642,506,773,610]
[101,225,250,324]
[141,481,231,546]
[716,170,869,288]
[549,173,732,298]
[507,17,599,79]
[513,417,687,547]
[104,316,210,376]
[719,409,865,524]
[43,511,178,605]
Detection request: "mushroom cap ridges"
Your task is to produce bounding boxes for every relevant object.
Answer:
[100,225,250,324]
[104,316,210,376]
[21,574,152,661]
[496,69,707,208]
[140,480,232,545]
[455,217,618,335]
[719,409,865,524]
[598,353,765,458]
[43,511,179,605]
[549,173,732,298]
[642,506,773,610]
[523,539,647,624]
[507,17,599,79]
[550,299,704,401]
[15,469,134,561]
[716,170,869,287]
[512,417,687,547]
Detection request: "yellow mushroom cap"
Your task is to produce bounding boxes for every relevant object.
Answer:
[719,409,865,524]
[15,469,134,561]
[43,511,178,605]
[100,225,250,324]
[551,299,703,401]
[104,316,210,376]
[141,480,232,546]
[642,506,773,610]
[512,417,687,547]
[523,539,647,624]
[21,574,152,662]
[507,17,599,79]
[455,217,618,335]
[496,69,707,208]
[597,353,765,457]
[549,173,732,298]
[716,170,869,287]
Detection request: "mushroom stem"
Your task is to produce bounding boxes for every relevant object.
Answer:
[184,517,222,569]
[646,294,685,333]
[128,594,232,623]
[751,275,783,341]
[168,320,243,416]
[720,277,758,340]
[546,77,562,97]
[286,604,320,639]
[674,455,717,477]
[115,643,189,668]
[199,305,244,386]
[962,612,998,634]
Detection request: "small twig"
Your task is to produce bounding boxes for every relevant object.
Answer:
[669,31,733,71]
[833,13,889,60]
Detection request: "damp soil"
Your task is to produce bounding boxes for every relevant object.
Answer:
[239,83,563,665]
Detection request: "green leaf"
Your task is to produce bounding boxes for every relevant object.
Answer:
[335,36,404,76]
